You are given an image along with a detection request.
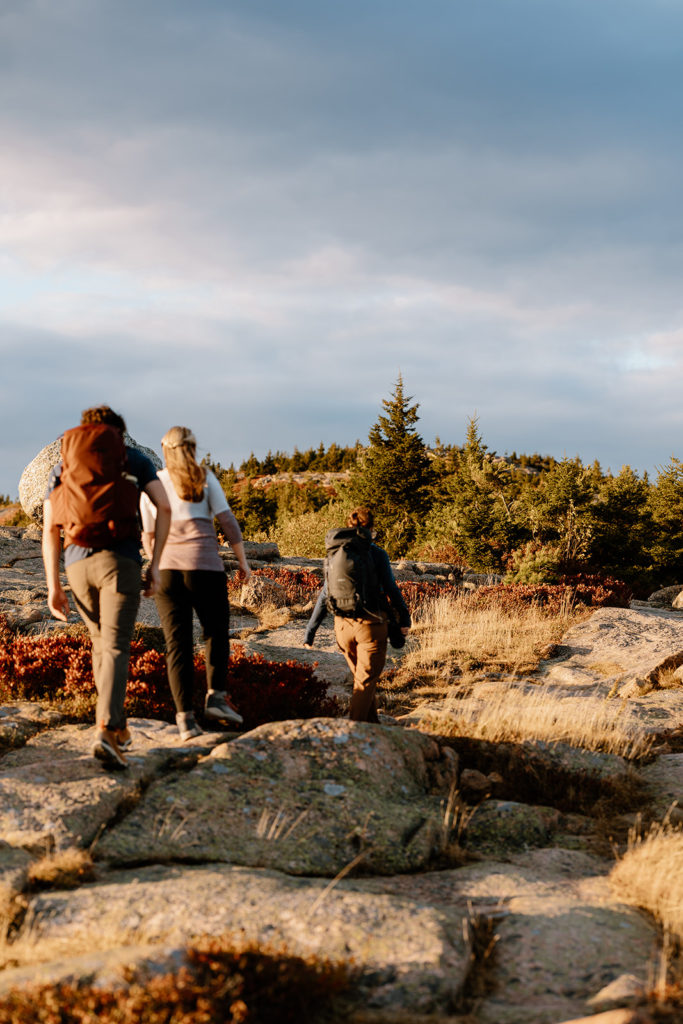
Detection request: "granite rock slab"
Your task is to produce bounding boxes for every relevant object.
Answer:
[0,719,233,854]
[5,862,471,1013]
[541,606,683,697]
[97,718,459,876]
[476,878,656,1024]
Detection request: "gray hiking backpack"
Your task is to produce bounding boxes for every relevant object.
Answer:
[324,527,381,616]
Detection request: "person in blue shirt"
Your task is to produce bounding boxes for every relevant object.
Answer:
[42,405,171,770]
[304,507,411,722]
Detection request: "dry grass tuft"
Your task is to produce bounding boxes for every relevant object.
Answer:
[255,604,294,631]
[386,593,648,756]
[655,666,683,691]
[27,848,95,890]
[0,882,15,940]
[399,592,587,681]
[417,682,652,759]
[611,821,683,939]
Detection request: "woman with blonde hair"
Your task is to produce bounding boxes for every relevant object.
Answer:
[141,426,251,739]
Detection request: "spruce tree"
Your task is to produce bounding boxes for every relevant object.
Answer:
[518,455,594,570]
[590,465,654,585]
[648,457,683,582]
[350,375,433,556]
[444,416,516,571]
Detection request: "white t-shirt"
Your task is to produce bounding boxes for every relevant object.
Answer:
[141,467,236,572]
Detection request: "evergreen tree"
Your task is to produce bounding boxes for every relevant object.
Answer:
[262,450,277,474]
[590,465,654,585]
[518,456,594,571]
[444,416,516,571]
[648,457,683,581]
[350,375,433,556]
[240,451,261,476]
[290,447,306,473]
[232,480,277,538]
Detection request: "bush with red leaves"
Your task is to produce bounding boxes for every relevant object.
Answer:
[397,580,458,612]
[0,628,340,727]
[227,566,323,606]
[469,575,632,615]
[0,936,352,1024]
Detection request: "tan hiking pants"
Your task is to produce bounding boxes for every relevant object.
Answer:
[334,613,388,723]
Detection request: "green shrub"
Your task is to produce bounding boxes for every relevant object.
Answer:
[504,540,563,583]
[270,500,354,558]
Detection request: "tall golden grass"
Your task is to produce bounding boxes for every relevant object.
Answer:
[401,592,583,678]
[392,593,650,758]
[611,823,683,939]
[417,682,651,758]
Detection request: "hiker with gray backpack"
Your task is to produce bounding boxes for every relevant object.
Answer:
[303,507,411,722]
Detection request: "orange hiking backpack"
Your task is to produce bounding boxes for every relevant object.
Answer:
[49,424,140,548]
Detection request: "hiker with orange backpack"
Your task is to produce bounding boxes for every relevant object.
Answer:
[42,405,171,770]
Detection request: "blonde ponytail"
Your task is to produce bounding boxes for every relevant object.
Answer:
[161,426,206,502]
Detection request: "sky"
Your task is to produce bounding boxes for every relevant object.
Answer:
[3,0,683,496]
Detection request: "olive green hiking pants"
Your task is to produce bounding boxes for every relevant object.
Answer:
[67,551,141,731]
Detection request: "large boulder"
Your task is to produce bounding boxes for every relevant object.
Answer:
[19,433,162,526]
[541,606,683,695]
[648,584,683,609]
[239,574,287,609]
[96,718,459,876]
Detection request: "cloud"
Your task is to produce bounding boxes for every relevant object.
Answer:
[2,0,683,495]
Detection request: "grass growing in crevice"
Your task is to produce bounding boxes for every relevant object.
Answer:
[611,823,683,941]
[606,823,683,1021]
[26,848,96,890]
[455,909,500,1017]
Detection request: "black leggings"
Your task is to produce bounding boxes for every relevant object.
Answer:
[155,569,230,714]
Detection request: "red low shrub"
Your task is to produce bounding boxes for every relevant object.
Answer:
[397,580,457,612]
[0,628,340,727]
[227,567,322,606]
[558,573,632,608]
[469,575,632,615]
[0,937,352,1024]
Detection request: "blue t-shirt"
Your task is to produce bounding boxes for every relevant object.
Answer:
[45,446,158,567]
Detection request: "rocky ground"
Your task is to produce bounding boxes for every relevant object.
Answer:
[2,525,683,1022]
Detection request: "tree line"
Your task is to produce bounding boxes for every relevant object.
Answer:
[207,377,682,595]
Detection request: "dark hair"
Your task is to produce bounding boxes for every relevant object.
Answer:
[347,506,374,530]
[80,405,127,434]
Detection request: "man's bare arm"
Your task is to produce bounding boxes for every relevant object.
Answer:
[41,498,70,621]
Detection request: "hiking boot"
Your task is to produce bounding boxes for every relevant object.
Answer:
[176,711,203,741]
[92,728,128,771]
[204,691,243,725]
